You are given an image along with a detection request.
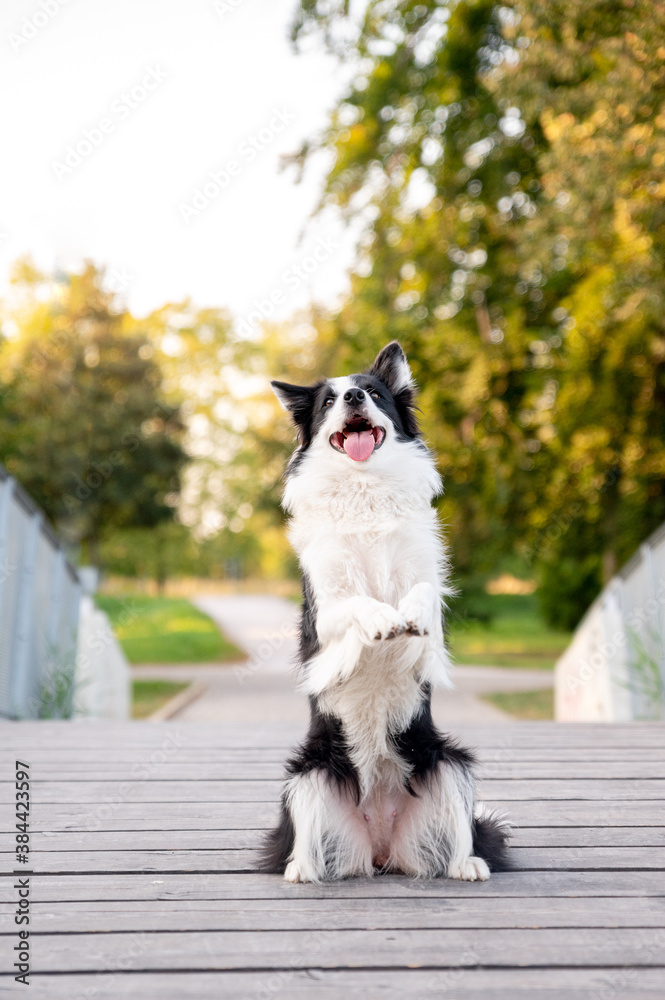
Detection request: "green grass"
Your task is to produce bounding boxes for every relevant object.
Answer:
[132,679,189,719]
[482,688,555,720]
[448,593,571,670]
[95,595,244,664]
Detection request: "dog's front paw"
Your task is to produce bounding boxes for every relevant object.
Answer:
[360,602,409,642]
[398,588,434,636]
[284,861,306,883]
[448,856,490,882]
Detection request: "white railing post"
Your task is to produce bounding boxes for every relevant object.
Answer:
[0,476,15,716]
[641,540,665,702]
[10,510,40,717]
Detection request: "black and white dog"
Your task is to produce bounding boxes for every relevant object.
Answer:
[262,341,509,883]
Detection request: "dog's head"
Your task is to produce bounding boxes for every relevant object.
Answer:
[271,342,420,468]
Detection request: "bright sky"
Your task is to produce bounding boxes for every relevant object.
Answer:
[0,0,359,325]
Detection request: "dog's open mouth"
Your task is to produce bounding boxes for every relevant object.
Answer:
[330,418,386,462]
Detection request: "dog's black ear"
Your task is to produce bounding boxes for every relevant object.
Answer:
[368,342,420,438]
[271,380,314,417]
[368,341,414,395]
[271,381,316,443]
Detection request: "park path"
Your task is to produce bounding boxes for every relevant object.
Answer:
[133,594,553,725]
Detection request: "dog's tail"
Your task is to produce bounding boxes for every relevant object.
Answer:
[472,805,512,872]
[258,799,294,874]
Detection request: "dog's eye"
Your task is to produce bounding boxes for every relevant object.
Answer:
[324,397,334,407]
[370,391,380,400]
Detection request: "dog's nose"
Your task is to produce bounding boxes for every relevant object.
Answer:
[344,388,365,406]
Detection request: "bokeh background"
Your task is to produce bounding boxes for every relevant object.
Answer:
[2,0,664,719]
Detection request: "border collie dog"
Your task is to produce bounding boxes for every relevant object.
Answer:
[262,341,509,883]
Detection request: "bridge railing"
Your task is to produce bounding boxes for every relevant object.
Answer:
[555,523,665,721]
[0,464,82,719]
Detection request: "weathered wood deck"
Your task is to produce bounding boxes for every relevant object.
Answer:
[1,720,664,998]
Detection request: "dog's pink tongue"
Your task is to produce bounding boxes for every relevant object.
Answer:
[343,430,375,461]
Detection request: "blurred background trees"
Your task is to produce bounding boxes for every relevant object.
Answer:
[0,262,187,563]
[278,0,665,627]
[1,0,664,628]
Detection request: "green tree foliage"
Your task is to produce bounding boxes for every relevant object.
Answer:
[288,0,665,626]
[135,300,305,576]
[0,261,186,559]
[0,261,300,580]
[503,0,665,600]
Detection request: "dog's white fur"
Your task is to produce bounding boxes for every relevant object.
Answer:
[273,366,497,882]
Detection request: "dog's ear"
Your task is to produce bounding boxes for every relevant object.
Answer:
[368,341,414,395]
[368,342,420,438]
[271,381,316,442]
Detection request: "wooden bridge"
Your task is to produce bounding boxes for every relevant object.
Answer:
[1,720,664,998]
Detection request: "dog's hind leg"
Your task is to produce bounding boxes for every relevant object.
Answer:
[441,760,490,881]
[280,771,373,883]
[391,760,490,881]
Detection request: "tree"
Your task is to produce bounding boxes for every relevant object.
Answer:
[288,0,665,625]
[501,0,665,607]
[288,0,555,585]
[0,260,187,562]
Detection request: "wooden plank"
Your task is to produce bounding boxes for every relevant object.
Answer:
[478,761,665,778]
[2,720,663,746]
[511,846,665,869]
[0,848,255,873]
[4,824,663,854]
[2,896,664,933]
[13,871,665,901]
[5,760,665,780]
[0,969,663,1000]
[497,800,665,826]
[2,831,262,852]
[17,927,665,971]
[20,802,280,831]
[4,732,665,752]
[18,799,665,832]
[11,779,285,802]
[0,763,286,781]
[510,826,665,847]
[19,777,665,802]
[478,779,665,800]
[7,740,665,760]
[3,845,662,874]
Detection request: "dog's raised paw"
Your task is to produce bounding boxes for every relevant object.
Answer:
[362,603,408,642]
[448,856,490,882]
[405,623,429,636]
[397,602,430,636]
